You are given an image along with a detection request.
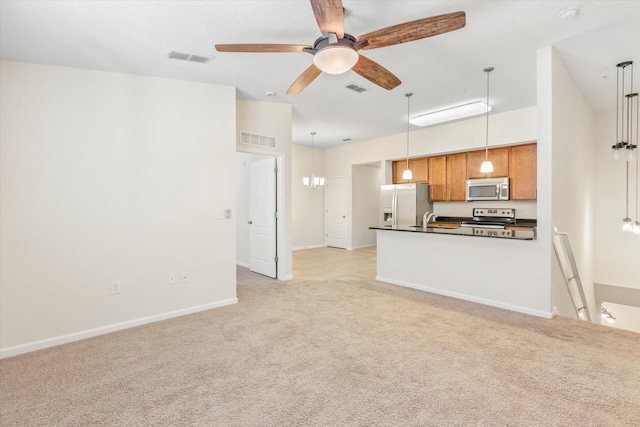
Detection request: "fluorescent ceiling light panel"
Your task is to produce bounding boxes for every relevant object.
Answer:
[410,101,490,127]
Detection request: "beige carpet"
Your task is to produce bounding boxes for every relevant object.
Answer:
[1,266,639,426]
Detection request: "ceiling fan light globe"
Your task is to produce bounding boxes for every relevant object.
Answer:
[480,160,494,173]
[313,46,359,74]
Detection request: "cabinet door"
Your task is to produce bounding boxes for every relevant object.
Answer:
[409,158,429,183]
[466,150,488,179]
[446,152,467,201]
[509,143,537,200]
[428,155,447,201]
[392,160,406,184]
[490,147,509,177]
[467,147,509,179]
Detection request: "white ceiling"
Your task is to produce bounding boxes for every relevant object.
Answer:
[1,1,639,148]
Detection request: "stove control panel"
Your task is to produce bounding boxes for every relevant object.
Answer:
[473,228,515,237]
[472,208,515,219]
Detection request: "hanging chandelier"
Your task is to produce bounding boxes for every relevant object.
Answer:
[612,61,639,233]
[303,132,325,189]
[611,61,637,161]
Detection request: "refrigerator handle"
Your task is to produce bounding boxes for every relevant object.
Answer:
[392,191,397,226]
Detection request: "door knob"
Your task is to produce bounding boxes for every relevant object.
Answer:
[248,220,253,224]
[343,216,346,218]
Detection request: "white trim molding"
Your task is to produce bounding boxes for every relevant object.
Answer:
[0,298,238,359]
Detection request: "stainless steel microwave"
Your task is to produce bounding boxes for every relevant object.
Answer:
[466,178,509,201]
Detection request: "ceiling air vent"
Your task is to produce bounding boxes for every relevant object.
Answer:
[240,132,276,148]
[165,50,213,64]
[345,82,367,93]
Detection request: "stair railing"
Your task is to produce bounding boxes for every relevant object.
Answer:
[552,227,591,322]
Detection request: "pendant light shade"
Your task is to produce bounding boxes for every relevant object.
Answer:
[403,93,413,181]
[481,67,494,174]
[303,132,324,189]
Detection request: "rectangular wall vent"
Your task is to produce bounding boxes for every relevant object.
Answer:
[240,132,276,148]
[166,50,213,64]
[345,82,367,93]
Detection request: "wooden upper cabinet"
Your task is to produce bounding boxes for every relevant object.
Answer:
[392,158,428,184]
[392,160,405,184]
[467,147,509,179]
[509,143,537,200]
[446,152,467,201]
[428,155,447,201]
[409,158,429,183]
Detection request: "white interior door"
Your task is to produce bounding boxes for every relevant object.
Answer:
[249,157,277,278]
[325,177,348,249]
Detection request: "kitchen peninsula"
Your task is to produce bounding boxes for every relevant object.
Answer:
[370,221,550,319]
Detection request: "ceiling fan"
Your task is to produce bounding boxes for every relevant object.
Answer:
[215,0,465,95]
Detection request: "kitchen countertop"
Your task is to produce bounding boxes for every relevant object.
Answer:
[370,223,536,240]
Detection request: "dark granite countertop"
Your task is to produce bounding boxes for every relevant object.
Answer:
[369,224,536,240]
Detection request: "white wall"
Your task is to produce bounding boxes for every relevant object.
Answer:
[594,109,640,289]
[377,230,553,317]
[292,144,325,249]
[0,61,237,356]
[352,165,380,248]
[236,100,293,280]
[236,152,273,267]
[542,48,597,318]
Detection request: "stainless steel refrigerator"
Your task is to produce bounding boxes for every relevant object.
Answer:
[380,183,432,227]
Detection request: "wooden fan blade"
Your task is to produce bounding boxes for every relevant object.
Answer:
[215,44,311,53]
[310,0,344,38]
[286,64,322,95]
[357,11,466,50]
[351,55,401,90]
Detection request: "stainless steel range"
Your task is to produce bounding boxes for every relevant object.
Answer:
[460,208,516,236]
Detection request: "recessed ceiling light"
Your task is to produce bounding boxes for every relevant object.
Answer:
[265,91,276,96]
[559,7,579,20]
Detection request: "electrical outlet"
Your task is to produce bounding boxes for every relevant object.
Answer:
[169,273,177,285]
[181,271,188,283]
[110,280,121,295]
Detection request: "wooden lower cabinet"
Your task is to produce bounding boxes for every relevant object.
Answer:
[467,147,509,179]
[428,153,466,201]
[392,158,428,184]
[509,143,537,200]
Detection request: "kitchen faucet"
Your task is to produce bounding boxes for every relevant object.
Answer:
[422,211,437,229]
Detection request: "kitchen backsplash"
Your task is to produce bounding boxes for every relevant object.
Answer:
[433,200,537,219]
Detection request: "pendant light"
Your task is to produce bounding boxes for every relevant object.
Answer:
[402,93,413,181]
[480,67,494,173]
[303,132,324,189]
[612,61,639,232]
[611,61,637,161]
[633,91,640,234]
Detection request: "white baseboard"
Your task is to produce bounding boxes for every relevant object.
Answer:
[236,261,250,268]
[0,298,238,359]
[349,244,376,250]
[376,276,553,319]
[292,245,326,251]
